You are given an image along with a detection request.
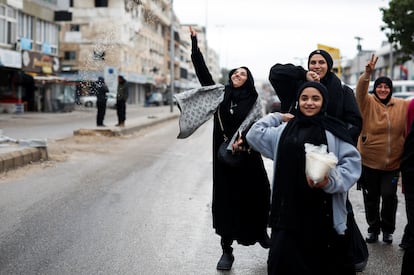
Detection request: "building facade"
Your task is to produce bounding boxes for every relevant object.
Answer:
[0,0,72,113]
[342,41,414,85]
[58,0,219,106]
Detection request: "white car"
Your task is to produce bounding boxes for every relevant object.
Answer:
[79,93,117,108]
[393,92,414,101]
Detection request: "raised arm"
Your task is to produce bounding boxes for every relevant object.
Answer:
[268,63,307,112]
[190,26,215,86]
[356,54,378,106]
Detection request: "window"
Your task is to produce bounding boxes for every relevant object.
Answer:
[95,0,108,7]
[35,18,59,54]
[64,51,77,60]
[18,13,33,39]
[70,24,80,31]
[0,4,17,46]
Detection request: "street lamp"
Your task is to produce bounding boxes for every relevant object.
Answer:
[354,36,363,79]
[169,0,174,112]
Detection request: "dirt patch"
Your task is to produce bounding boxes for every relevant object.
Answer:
[0,131,145,181]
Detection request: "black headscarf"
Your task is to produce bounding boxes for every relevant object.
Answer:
[307,50,344,119]
[308,49,334,72]
[372,76,393,105]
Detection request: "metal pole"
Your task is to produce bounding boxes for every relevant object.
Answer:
[169,0,174,112]
[205,0,208,64]
[354,36,363,79]
[390,42,394,79]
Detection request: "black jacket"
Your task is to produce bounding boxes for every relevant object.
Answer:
[269,63,362,145]
[96,81,109,102]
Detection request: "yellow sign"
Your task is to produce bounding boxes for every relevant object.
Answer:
[317,44,340,60]
[317,43,341,78]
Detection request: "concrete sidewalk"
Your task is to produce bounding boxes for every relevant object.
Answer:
[0,105,179,173]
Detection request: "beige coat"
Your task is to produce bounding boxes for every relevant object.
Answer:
[356,76,409,171]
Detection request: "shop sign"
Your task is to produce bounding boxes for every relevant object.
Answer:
[0,48,22,69]
[21,50,60,74]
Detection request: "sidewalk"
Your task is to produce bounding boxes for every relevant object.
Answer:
[0,105,179,173]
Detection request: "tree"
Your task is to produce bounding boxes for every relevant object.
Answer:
[381,0,414,63]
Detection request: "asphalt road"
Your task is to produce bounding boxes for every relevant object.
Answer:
[0,107,408,274]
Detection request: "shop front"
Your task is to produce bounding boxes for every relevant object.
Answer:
[21,50,75,112]
[0,48,25,113]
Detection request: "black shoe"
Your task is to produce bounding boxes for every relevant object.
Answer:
[365,232,378,243]
[216,252,234,270]
[259,233,271,249]
[97,124,106,127]
[399,242,408,249]
[383,233,393,244]
[354,259,368,272]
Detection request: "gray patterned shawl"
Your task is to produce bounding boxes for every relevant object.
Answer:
[174,84,264,149]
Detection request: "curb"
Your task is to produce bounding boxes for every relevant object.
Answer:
[0,147,48,173]
[73,113,179,136]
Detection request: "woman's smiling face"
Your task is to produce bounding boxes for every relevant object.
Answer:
[299,87,323,116]
[308,54,329,79]
[375,82,391,100]
[231,68,248,88]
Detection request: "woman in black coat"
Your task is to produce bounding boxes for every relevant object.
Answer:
[269,49,362,145]
[268,50,367,272]
[401,102,414,275]
[178,26,271,271]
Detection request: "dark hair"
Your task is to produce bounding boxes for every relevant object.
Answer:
[118,75,126,83]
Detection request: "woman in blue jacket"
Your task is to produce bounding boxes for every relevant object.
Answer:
[247,82,361,275]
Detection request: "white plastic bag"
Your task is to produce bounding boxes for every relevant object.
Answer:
[305,143,338,184]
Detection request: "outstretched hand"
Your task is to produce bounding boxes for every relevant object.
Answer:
[281,113,294,122]
[189,26,196,37]
[365,54,378,75]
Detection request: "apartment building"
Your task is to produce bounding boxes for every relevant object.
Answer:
[0,0,70,113]
[60,0,181,105]
[0,0,223,113]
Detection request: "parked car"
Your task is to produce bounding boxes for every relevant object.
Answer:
[106,93,117,108]
[162,92,177,105]
[393,92,414,101]
[145,92,163,106]
[79,93,117,108]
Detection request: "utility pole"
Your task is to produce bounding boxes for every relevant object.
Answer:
[169,0,174,112]
[390,42,394,79]
[354,36,363,79]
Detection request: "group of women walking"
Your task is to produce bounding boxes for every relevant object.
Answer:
[174,26,413,275]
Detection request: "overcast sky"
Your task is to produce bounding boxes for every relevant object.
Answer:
[173,0,390,80]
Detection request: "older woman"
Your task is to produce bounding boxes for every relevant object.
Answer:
[356,54,410,244]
